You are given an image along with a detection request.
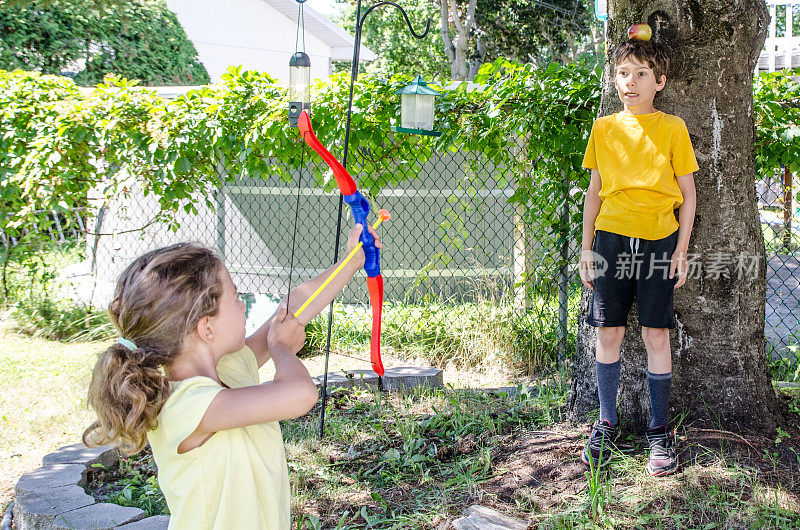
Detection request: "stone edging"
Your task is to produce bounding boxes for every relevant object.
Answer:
[313,366,444,393]
[13,444,168,530]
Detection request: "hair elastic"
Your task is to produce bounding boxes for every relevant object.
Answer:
[118,338,137,350]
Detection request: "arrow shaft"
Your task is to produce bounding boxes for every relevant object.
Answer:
[294,216,386,319]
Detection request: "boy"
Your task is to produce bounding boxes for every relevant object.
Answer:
[579,37,698,476]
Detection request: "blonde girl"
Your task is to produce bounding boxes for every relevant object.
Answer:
[84,224,381,529]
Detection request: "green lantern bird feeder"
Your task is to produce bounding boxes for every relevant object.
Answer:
[391,75,441,137]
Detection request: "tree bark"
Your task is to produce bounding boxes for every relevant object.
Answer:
[569,0,786,435]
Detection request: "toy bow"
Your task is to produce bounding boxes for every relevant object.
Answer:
[296,109,385,377]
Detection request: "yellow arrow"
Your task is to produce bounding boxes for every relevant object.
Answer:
[294,210,390,319]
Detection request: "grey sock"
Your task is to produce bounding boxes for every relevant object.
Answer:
[647,370,672,429]
[596,360,620,426]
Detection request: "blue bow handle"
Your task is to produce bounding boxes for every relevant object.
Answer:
[343,191,380,278]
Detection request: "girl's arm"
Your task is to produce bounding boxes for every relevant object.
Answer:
[580,169,603,290]
[179,306,317,452]
[246,223,383,367]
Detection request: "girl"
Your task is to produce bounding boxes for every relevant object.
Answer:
[83,224,382,529]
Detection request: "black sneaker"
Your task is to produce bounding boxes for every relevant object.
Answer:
[646,425,678,476]
[581,419,620,468]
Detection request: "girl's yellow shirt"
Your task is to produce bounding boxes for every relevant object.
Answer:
[147,346,290,530]
[582,110,699,240]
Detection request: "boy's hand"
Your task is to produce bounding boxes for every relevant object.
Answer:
[580,249,596,290]
[346,223,384,268]
[267,303,306,355]
[670,250,688,289]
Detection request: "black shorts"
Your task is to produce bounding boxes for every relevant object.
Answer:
[587,230,678,329]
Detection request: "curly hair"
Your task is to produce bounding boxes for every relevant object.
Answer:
[613,38,670,81]
[83,243,224,455]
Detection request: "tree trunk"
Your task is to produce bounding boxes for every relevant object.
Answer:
[440,0,476,80]
[569,0,785,435]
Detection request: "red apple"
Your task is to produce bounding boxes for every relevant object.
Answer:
[628,23,652,41]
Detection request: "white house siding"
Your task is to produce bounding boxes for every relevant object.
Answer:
[759,1,800,71]
[167,0,335,83]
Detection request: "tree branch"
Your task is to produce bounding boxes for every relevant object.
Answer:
[440,0,456,69]
[448,0,464,34]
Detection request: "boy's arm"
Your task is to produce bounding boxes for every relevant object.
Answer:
[246,224,383,366]
[672,173,696,289]
[580,169,603,290]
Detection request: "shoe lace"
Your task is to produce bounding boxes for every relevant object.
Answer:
[588,422,615,450]
[647,431,672,459]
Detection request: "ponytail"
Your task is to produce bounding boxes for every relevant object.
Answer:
[83,342,171,454]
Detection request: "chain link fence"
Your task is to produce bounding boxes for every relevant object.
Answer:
[85,144,580,363]
[758,163,800,368]
[68,146,799,372]
[6,129,792,374]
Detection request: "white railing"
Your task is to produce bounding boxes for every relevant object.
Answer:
[760,1,800,72]
[0,208,89,248]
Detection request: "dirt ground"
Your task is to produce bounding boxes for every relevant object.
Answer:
[480,414,800,523]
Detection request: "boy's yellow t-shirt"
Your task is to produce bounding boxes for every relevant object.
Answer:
[582,110,699,240]
[147,346,290,530]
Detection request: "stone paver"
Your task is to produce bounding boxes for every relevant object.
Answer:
[117,515,171,529]
[43,443,118,471]
[10,443,153,530]
[314,366,444,393]
[12,486,94,529]
[51,503,145,530]
[451,505,528,530]
[15,464,86,496]
[382,366,444,391]
[313,369,381,393]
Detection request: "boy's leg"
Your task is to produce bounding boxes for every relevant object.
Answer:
[638,230,680,476]
[588,229,636,428]
[583,230,635,467]
[642,326,672,429]
[596,326,625,426]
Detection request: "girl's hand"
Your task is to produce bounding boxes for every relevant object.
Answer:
[346,223,384,268]
[267,304,306,355]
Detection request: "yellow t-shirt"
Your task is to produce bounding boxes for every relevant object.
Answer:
[147,346,290,530]
[582,110,699,240]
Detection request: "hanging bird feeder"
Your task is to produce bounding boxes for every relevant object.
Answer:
[288,0,311,126]
[288,51,311,126]
[391,75,441,137]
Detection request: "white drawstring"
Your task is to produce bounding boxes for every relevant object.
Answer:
[630,237,640,254]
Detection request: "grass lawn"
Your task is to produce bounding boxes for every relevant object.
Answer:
[4,320,800,528]
[0,322,98,509]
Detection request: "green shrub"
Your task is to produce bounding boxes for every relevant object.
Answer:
[1,243,115,342]
[303,288,579,375]
[0,0,209,86]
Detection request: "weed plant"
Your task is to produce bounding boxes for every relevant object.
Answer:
[67,367,800,528]
[283,381,568,528]
[86,447,168,517]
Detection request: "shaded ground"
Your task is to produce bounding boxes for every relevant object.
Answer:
[482,425,588,512]
[480,412,800,527]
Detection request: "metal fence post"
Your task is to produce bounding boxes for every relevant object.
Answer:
[558,171,570,368]
[215,160,227,259]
